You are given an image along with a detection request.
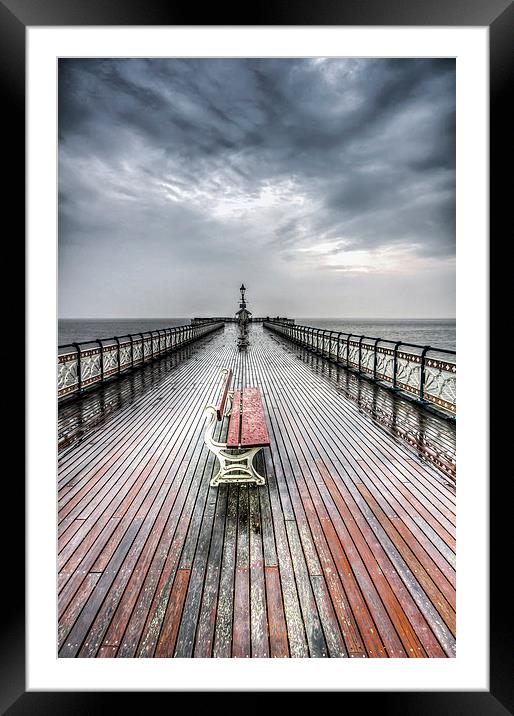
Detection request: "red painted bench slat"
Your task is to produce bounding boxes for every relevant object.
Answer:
[226,387,270,449]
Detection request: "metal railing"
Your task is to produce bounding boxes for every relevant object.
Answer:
[58,321,224,399]
[192,317,237,324]
[264,320,456,416]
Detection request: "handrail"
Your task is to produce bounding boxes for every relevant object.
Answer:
[58,320,224,400]
[264,319,456,416]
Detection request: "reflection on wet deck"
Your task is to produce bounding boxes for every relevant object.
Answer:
[287,344,455,482]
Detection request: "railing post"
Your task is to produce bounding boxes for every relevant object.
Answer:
[373,338,380,379]
[346,334,351,366]
[393,341,402,389]
[96,339,104,382]
[337,333,341,363]
[358,335,364,373]
[141,333,145,363]
[150,331,155,359]
[72,342,82,393]
[420,346,431,401]
[114,336,121,374]
[130,334,134,368]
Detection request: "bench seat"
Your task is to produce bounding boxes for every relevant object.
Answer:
[226,388,270,449]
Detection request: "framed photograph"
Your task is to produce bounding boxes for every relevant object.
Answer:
[8,0,510,711]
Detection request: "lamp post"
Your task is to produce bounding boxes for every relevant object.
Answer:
[236,283,252,350]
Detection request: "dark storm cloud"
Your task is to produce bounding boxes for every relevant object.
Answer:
[59,58,455,317]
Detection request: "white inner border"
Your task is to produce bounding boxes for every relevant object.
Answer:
[27,26,488,691]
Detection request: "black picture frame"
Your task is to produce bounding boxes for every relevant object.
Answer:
[7,0,511,712]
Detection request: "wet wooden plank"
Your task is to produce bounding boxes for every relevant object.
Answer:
[213,484,238,658]
[310,575,347,658]
[265,566,289,658]
[249,487,269,658]
[59,520,142,657]
[58,572,101,649]
[193,486,229,657]
[100,425,209,654]
[285,521,328,657]
[174,486,218,657]
[154,569,191,658]
[233,486,251,658]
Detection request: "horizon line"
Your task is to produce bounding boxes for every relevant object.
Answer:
[58,315,457,321]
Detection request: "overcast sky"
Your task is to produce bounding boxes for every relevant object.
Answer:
[58,58,455,318]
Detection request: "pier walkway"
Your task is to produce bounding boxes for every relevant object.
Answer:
[58,324,456,658]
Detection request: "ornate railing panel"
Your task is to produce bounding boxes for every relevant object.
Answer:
[133,341,143,365]
[57,354,79,397]
[360,341,375,376]
[424,356,457,413]
[264,320,456,416]
[119,342,132,369]
[80,349,102,387]
[58,321,223,399]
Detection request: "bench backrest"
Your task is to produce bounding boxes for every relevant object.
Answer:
[216,368,233,420]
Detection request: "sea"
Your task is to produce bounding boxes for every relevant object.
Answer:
[59,317,455,352]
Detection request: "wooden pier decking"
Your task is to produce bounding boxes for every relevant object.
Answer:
[58,324,456,658]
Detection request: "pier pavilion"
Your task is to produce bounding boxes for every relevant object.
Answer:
[57,292,456,658]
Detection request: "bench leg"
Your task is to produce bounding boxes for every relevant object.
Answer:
[210,447,265,487]
[204,405,266,486]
